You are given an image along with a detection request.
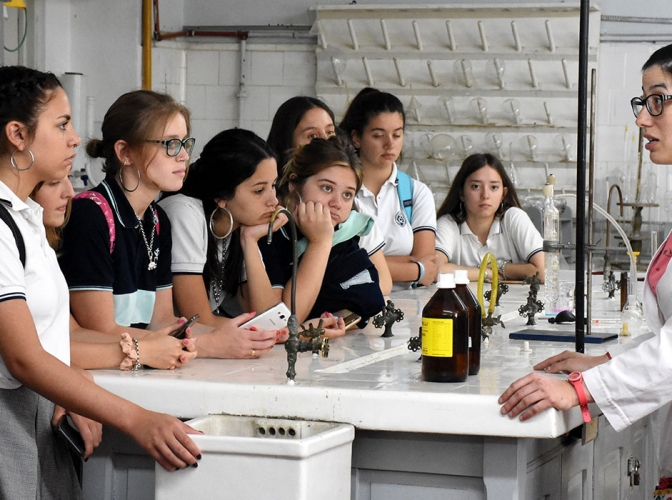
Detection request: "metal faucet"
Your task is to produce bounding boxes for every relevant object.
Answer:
[267,207,328,384]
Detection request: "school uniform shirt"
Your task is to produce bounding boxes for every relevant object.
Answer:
[356,213,385,256]
[584,230,672,476]
[0,181,70,389]
[259,212,385,324]
[159,193,244,317]
[435,207,543,267]
[356,163,436,257]
[59,174,172,328]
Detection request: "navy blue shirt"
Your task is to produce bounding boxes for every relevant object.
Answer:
[260,227,384,325]
[59,175,172,328]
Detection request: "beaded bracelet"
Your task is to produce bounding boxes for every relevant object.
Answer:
[500,260,511,280]
[132,337,141,371]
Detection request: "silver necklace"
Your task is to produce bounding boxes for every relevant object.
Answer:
[137,212,158,271]
[212,235,231,305]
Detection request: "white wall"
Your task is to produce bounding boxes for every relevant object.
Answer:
[7,0,672,240]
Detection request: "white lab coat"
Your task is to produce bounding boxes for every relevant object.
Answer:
[584,232,672,476]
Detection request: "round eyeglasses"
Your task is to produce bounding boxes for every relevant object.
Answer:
[631,94,672,118]
[145,137,195,157]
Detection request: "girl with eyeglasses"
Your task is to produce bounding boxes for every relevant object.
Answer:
[32,175,198,370]
[0,66,200,498]
[59,91,277,360]
[499,43,672,498]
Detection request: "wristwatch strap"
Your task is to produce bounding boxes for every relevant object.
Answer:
[568,372,591,423]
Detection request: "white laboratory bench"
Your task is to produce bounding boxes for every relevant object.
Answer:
[82,281,657,500]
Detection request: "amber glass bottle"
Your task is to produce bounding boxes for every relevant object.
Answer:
[453,270,482,375]
[421,274,469,382]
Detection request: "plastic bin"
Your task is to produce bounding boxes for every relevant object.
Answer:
[155,415,355,500]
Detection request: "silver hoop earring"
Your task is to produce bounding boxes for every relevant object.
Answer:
[209,206,233,240]
[10,149,34,172]
[119,164,141,193]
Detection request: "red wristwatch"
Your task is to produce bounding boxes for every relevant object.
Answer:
[568,371,591,423]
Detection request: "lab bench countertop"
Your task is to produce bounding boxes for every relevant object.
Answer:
[91,281,636,440]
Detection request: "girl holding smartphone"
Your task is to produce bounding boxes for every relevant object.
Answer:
[161,128,346,338]
[59,92,277,360]
[31,175,197,370]
[0,66,200,498]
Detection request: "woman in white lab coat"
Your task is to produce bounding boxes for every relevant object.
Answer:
[498,43,672,497]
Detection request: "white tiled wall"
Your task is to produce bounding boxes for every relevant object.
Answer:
[157,40,668,198]
[153,41,317,160]
[150,38,671,259]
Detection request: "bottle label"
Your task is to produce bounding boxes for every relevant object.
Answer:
[421,317,453,357]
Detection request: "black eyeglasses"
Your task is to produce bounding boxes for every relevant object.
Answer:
[145,137,195,157]
[631,94,672,118]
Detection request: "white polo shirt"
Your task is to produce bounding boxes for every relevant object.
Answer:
[356,163,436,257]
[357,216,385,255]
[0,181,70,389]
[160,193,246,316]
[436,207,543,267]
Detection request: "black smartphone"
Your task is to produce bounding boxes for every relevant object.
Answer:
[170,314,200,339]
[333,309,362,331]
[54,415,86,459]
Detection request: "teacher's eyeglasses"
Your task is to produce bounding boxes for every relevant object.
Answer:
[631,94,672,118]
[145,137,196,157]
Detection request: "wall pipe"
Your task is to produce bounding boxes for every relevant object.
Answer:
[152,0,249,42]
[150,0,249,125]
[142,0,153,89]
[237,38,247,129]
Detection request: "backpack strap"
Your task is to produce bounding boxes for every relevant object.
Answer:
[396,170,414,224]
[0,199,26,268]
[73,191,116,253]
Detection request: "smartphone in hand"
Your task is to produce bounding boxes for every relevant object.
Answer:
[53,415,86,459]
[170,314,199,339]
[241,303,291,330]
[333,309,361,331]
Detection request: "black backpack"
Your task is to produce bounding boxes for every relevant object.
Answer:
[0,199,26,267]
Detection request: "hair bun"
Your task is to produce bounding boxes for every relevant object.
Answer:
[85,139,105,159]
